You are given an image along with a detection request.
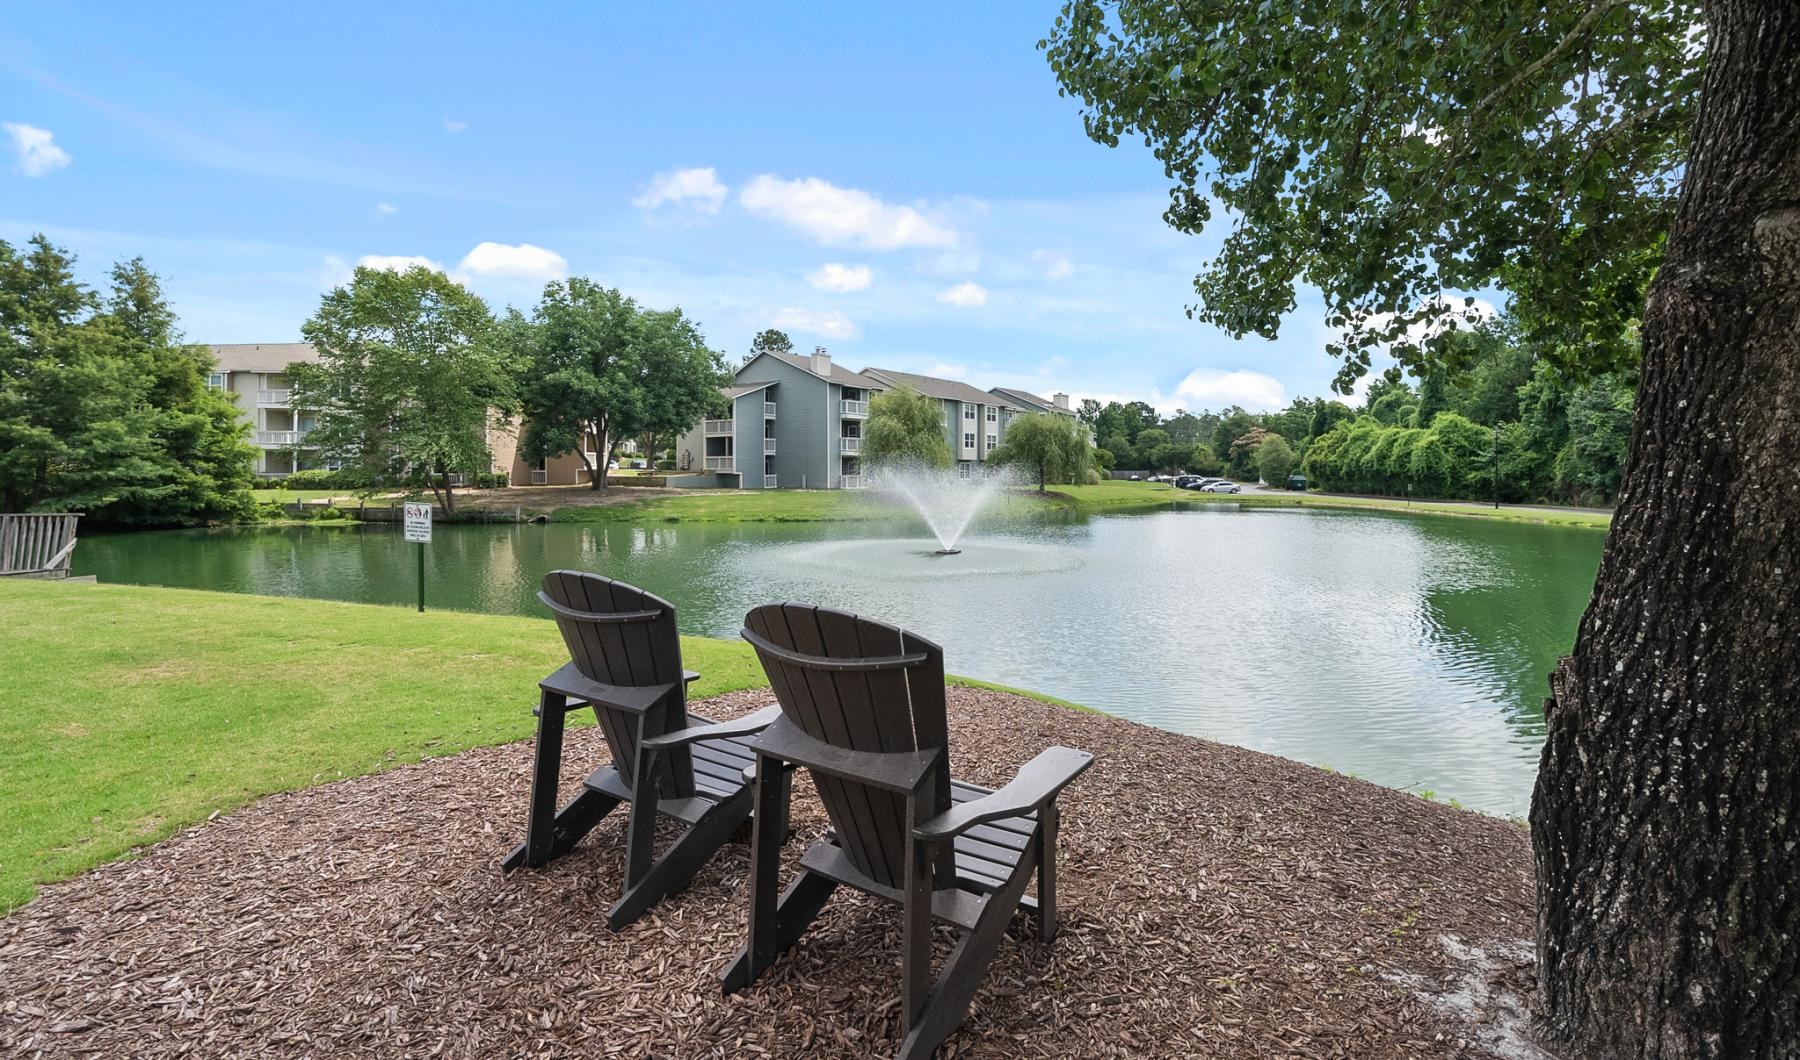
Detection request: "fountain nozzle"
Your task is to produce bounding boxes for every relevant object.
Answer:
[933,548,962,556]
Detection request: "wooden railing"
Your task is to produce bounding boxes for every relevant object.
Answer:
[0,513,81,578]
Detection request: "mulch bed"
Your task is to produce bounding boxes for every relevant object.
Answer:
[0,689,1537,1058]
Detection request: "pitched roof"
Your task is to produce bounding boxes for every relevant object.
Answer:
[757,350,886,387]
[990,387,1077,415]
[724,381,777,399]
[863,368,1023,408]
[208,343,319,373]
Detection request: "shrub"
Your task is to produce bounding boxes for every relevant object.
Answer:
[283,469,344,490]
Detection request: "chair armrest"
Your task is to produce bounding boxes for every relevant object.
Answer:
[749,714,943,793]
[914,747,1094,842]
[683,670,701,685]
[642,704,782,751]
[539,663,678,715]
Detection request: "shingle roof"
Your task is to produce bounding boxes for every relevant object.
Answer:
[990,387,1077,415]
[759,350,885,387]
[723,381,777,399]
[208,343,319,373]
[863,368,1023,409]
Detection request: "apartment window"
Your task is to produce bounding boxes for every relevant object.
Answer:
[986,407,997,422]
[207,372,226,389]
[963,405,976,420]
[986,434,997,449]
[963,432,975,449]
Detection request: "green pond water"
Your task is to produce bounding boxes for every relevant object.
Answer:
[72,505,1604,815]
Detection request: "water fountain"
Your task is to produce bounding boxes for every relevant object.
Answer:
[878,462,1020,555]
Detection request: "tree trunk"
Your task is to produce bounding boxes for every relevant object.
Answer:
[1530,4,1800,1057]
[587,421,609,491]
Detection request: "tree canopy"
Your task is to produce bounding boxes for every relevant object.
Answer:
[290,265,509,513]
[1044,1,1699,388]
[989,412,1093,491]
[862,386,952,469]
[0,236,255,526]
[507,279,728,490]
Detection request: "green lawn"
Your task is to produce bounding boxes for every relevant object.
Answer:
[0,579,1082,912]
[556,479,1612,529]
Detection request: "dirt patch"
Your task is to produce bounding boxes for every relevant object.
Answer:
[0,688,1536,1058]
[455,483,678,515]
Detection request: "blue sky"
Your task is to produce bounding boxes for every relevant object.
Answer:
[1,2,1391,412]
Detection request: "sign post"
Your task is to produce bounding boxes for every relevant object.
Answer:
[403,502,432,612]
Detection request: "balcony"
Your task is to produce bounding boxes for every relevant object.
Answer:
[839,436,862,454]
[256,429,311,446]
[705,455,736,472]
[763,438,778,454]
[840,474,865,489]
[763,475,778,489]
[764,401,777,419]
[703,418,734,435]
[841,399,869,417]
[257,389,291,406]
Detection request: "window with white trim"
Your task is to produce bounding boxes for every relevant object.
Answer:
[963,432,975,449]
[986,433,997,449]
[986,406,997,422]
[207,372,226,389]
[963,404,976,420]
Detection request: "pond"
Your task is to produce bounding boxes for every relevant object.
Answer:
[72,506,1604,815]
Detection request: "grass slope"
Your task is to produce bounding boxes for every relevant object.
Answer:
[0,580,1079,912]
[555,479,1612,529]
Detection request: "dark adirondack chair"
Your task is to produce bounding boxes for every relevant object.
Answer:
[501,570,779,930]
[721,603,1094,1060]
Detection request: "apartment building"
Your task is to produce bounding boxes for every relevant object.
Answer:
[860,368,1024,472]
[674,349,884,489]
[675,352,1043,490]
[206,343,325,477]
[208,342,561,483]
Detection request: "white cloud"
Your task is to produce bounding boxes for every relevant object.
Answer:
[4,122,72,176]
[443,118,468,134]
[1172,368,1288,412]
[926,362,969,380]
[455,241,566,280]
[807,262,872,292]
[374,201,398,216]
[633,166,728,213]
[1031,249,1075,280]
[936,281,988,308]
[770,306,859,340]
[357,254,443,273]
[740,175,959,249]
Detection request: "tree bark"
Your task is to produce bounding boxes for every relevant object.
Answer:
[585,420,609,491]
[1530,4,1800,1057]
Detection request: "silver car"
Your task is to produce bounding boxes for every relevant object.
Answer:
[1202,481,1241,494]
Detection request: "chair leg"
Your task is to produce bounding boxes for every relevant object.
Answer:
[720,867,838,993]
[1035,806,1058,943]
[722,758,821,994]
[901,799,936,1027]
[508,690,624,872]
[608,787,750,931]
[621,748,661,891]
[896,852,1038,1060]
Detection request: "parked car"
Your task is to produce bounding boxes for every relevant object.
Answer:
[1286,474,1308,491]
[1127,474,1141,481]
[1203,481,1241,494]
[1172,475,1205,490]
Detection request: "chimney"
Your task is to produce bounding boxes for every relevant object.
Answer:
[811,346,831,376]
[1053,391,1070,410]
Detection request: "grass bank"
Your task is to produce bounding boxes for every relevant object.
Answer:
[0,579,1081,912]
[554,479,1612,529]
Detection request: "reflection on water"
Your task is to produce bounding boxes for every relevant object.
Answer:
[73,507,1602,814]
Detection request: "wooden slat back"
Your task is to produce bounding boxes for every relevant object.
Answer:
[540,570,691,792]
[743,603,951,888]
[0,514,80,575]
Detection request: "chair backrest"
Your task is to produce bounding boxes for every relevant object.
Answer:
[540,570,689,792]
[743,603,951,889]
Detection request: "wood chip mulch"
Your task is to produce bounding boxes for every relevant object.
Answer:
[0,688,1536,1058]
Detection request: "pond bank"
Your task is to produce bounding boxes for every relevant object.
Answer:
[0,685,1539,1059]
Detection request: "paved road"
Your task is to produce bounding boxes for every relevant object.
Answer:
[1234,481,1612,518]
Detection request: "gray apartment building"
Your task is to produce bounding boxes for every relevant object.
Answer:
[860,368,1025,471]
[674,349,885,489]
[675,350,1043,490]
